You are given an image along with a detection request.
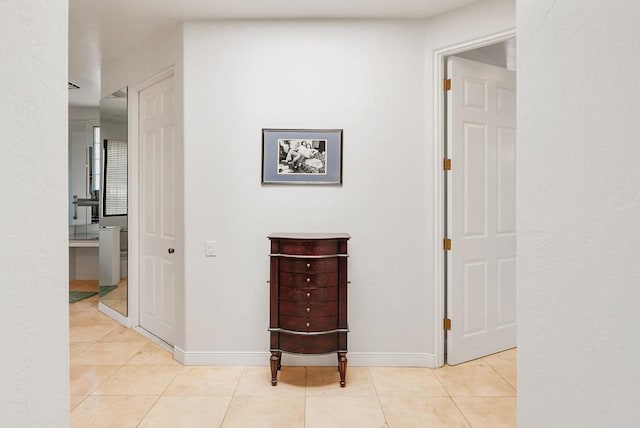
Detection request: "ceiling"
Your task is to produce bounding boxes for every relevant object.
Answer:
[68,0,482,107]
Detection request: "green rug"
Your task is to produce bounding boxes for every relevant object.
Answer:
[99,285,118,297]
[69,285,119,304]
[69,291,98,304]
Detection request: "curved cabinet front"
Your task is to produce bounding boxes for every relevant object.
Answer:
[268,233,350,387]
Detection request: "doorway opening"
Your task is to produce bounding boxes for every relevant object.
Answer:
[127,67,180,354]
[433,31,517,367]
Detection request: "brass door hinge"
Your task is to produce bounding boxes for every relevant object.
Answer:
[443,158,451,171]
[443,78,452,91]
[443,238,452,251]
[444,318,452,330]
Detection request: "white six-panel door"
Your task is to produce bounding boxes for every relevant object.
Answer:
[446,57,516,365]
[139,74,177,346]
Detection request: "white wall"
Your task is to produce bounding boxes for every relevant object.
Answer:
[100,0,515,365]
[182,20,431,365]
[518,0,640,426]
[454,38,517,70]
[102,28,180,99]
[179,1,515,366]
[0,0,69,425]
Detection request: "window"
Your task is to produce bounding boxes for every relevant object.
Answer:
[92,126,100,192]
[103,139,127,216]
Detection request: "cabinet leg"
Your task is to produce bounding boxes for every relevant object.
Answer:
[270,352,280,386]
[277,351,282,370]
[338,352,347,387]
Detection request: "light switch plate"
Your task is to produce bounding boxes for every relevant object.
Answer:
[205,241,216,257]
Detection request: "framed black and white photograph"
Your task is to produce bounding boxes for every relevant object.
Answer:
[262,128,343,185]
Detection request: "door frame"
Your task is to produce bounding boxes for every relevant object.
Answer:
[128,66,175,343]
[432,29,516,367]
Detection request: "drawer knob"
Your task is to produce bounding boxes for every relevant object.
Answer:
[306,322,310,327]
[306,263,311,268]
[306,292,311,297]
[306,307,310,312]
[306,278,311,282]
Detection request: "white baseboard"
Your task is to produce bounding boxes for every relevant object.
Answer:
[348,352,437,368]
[98,302,131,327]
[172,348,437,368]
[173,348,269,366]
[133,327,173,353]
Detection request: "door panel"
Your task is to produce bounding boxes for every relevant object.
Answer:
[497,127,516,234]
[463,260,487,336]
[139,74,177,345]
[463,123,487,237]
[161,127,176,239]
[447,57,516,365]
[497,257,516,327]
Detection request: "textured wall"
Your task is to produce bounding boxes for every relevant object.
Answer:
[518,0,640,425]
[0,0,69,425]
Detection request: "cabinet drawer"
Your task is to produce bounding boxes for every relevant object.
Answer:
[279,332,339,354]
[279,300,338,317]
[279,257,338,274]
[279,286,338,303]
[279,315,338,332]
[279,271,338,288]
[278,239,340,256]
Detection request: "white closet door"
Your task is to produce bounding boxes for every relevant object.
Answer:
[138,74,177,346]
[447,57,517,365]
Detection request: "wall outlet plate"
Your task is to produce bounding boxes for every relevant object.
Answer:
[205,241,216,257]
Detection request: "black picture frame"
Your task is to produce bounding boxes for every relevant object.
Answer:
[261,128,343,185]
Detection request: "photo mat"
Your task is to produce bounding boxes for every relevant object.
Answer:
[262,129,343,184]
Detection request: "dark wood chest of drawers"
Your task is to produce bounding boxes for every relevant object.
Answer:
[268,233,350,387]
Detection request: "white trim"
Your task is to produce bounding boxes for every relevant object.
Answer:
[348,352,437,368]
[98,302,131,327]
[432,29,516,368]
[133,326,174,353]
[127,66,176,331]
[173,349,436,368]
[127,80,139,327]
[174,348,270,366]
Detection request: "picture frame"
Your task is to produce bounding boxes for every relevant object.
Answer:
[262,128,343,185]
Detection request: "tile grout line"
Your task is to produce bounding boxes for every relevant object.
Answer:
[368,367,390,427]
[484,357,517,395]
[70,323,120,345]
[219,365,247,427]
[70,296,165,421]
[303,366,307,428]
[432,366,474,427]
[69,394,89,413]
[431,366,450,396]
[70,289,516,426]
[449,395,474,427]
[69,342,97,363]
[135,364,186,427]
[134,394,163,427]
[69,364,124,420]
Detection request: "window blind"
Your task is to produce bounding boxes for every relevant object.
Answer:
[103,139,127,216]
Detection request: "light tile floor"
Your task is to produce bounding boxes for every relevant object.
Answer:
[70,286,517,427]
